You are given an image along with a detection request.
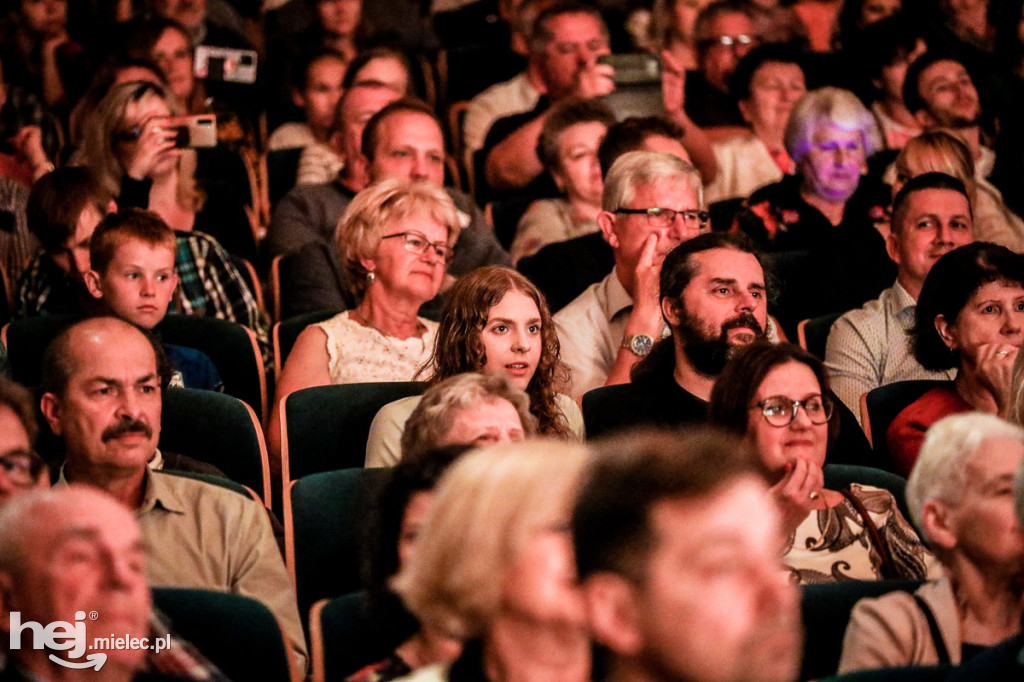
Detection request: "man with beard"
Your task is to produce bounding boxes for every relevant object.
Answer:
[903,52,994,180]
[39,317,308,678]
[584,233,770,438]
[572,429,803,682]
[555,151,708,401]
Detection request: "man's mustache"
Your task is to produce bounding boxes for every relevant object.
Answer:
[102,419,153,442]
[721,312,765,338]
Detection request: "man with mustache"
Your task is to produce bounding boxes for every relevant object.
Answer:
[555,151,708,401]
[38,317,308,678]
[585,233,770,438]
[573,429,803,682]
[826,173,974,422]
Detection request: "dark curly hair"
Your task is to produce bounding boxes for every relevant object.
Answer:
[912,243,1024,371]
[422,266,571,438]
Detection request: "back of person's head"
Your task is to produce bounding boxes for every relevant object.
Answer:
[894,131,974,188]
[360,97,439,161]
[912,242,1024,371]
[341,46,413,92]
[890,172,971,236]
[536,97,616,173]
[572,428,766,580]
[784,87,881,163]
[27,167,108,254]
[528,1,608,56]
[729,44,805,102]
[602,150,704,212]
[598,116,685,176]
[849,14,926,97]
[400,372,538,459]
[902,50,966,115]
[89,208,176,275]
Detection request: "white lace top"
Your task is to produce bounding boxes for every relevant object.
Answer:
[313,311,437,384]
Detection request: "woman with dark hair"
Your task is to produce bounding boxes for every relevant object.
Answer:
[710,341,933,583]
[366,266,582,467]
[888,242,1024,475]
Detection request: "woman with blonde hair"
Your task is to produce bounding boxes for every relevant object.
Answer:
[392,441,591,682]
[892,130,1024,252]
[365,265,582,467]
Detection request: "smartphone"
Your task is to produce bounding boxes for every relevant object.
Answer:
[162,115,218,149]
[597,53,664,120]
[194,46,258,84]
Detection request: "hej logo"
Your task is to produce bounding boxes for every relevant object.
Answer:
[8,610,107,670]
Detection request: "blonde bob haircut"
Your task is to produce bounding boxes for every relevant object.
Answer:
[392,440,589,639]
[335,178,462,297]
[908,413,1024,545]
[602,150,704,213]
[784,87,883,165]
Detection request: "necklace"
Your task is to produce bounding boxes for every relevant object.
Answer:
[351,308,427,346]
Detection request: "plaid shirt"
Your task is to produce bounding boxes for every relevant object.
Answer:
[15,231,271,363]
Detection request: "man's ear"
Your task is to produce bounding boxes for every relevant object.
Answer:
[598,211,619,248]
[582,573,644,656]
[291,87,306,110]
[83,270,103,300]
[934,314,957,351]
[39,392,63,436]
[886,229,901,266]
[661,296,682,327]
[921,499,957,552]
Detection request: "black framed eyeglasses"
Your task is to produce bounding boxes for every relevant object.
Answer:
[0,449,47,487]
[380,231,454,262]
[753,395,834,427]
[614,208,710,230]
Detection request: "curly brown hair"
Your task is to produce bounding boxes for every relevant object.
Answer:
[423,266,571,438]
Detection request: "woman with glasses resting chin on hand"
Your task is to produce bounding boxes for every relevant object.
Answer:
[710,342,935,583]
[270,179,461,461]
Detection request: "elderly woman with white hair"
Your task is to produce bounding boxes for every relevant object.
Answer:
[733,86,896,333]
[391,441,592,682]
[838,413,1024,672]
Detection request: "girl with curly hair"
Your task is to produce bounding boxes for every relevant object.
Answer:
[365,266,582,467]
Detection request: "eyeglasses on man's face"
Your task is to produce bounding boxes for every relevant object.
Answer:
[614,207,710,230]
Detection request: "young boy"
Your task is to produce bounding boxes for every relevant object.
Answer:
[84,208,223,391]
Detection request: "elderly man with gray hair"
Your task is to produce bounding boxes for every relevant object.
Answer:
[839,413,1024,673]
[554,150,707,400]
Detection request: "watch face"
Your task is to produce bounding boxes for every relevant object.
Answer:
[632,335,653,356]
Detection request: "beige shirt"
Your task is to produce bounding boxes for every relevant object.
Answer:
[825,282,956,423]
[56,468,308,675]
[705,134,784,204]
[510,198,600,264]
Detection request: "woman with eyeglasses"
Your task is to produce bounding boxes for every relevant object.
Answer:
[269,178,461,463]
[709,341,933,583]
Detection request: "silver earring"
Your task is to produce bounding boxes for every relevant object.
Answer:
[367,271,375,285]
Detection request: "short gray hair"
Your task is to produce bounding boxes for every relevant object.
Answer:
[602,151,704,212]
[908,413,1024,543]
[784,87,882,164]
[400,372,538,459]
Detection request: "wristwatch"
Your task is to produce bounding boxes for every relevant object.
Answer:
[621,334,654,357]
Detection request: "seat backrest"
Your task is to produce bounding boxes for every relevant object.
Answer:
[161,388,271,505]
[818,665,952,681]
[159,314,268,423]
[152,587,292,682]
[863,380,949,469]
[273,309,345,375]
[281,382,426,483]
[310,591,419,682]
[265,147,304,206]
[800,579,923,681]
[798,310,845,360]
[4,314,79,386]
[285,469,392,618]
[823,464,909,521]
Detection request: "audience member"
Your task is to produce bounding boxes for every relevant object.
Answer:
[684,0,759,129]
[398,373,535,461]
[393,441,591,682]
[40,316,307,675]
[267,49,347,151]
[366,266,579,466]
[825,173,972,419]
[0,376,46,505]
[572,428,803,682]
[511,97,614,263]
[149,0,251,48]
[841,413,1024,671]
[646,0,716,72]
[890,242,1024,475]
[710,341,932,582]
[586,232,770,437]
[733,87,894,335]
[555,151,707,400]
[342,47,412,95]
[83,208,223,391]
[271,179,460,463]
[121,18,210,116]
[704,44,806,203]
